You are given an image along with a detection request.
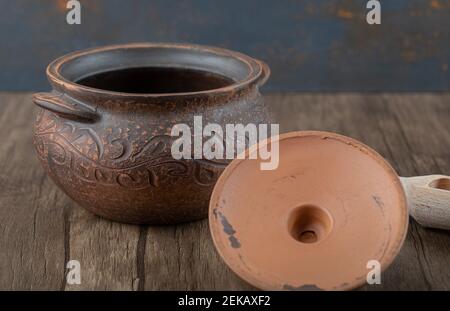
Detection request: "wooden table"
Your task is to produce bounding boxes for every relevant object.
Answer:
[1,92,449,290]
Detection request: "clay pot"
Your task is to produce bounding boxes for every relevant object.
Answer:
[33,43,270,224]
[209,131,450,290]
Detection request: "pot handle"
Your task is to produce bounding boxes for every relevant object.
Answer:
[401,175,450,230]
[33,92,99,122]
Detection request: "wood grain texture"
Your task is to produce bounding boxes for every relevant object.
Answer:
[401,175,450,230]
[0,92,449,290]
[0,94,66,290]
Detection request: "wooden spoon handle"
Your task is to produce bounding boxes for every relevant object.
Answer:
[400,175,450,230]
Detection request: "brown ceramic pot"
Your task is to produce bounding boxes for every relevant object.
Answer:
[33,43,270,224]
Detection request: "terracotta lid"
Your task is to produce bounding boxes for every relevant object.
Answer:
[209,131,408,290]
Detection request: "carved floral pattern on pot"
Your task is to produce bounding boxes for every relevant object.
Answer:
[32,43,270,224]
[34,109,224,189]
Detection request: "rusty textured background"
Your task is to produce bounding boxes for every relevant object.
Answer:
[0,0,449,91]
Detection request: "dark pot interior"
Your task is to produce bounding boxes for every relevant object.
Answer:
[57,44,254,95]
[76,67,235,94]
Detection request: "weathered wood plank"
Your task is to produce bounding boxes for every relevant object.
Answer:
[143,220,253,290]
[65,206,141,291]
[0,92,448,290]
[0,93,66,290]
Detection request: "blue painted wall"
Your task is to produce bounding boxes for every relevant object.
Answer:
[1,0,449,91]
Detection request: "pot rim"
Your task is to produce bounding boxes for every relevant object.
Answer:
[46,42,270,99]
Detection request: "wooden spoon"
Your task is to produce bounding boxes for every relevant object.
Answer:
[401,175,450,230]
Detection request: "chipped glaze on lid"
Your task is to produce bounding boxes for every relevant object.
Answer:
[209,131,408,290]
